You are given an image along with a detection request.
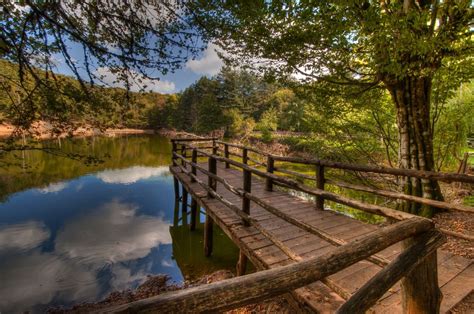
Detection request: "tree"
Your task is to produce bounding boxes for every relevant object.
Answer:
[192,1,473,218]
[0,0,202,132]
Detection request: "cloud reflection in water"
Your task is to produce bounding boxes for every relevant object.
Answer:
[0,198,172,313]
[95,166,169,185]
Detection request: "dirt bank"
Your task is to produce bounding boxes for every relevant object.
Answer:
[48,270,291,313]
[0,122,155,139]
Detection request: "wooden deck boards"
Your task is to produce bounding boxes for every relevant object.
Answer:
[171,162,473,313]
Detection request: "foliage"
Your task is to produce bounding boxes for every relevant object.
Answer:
[257,107,278,132]
[0,59,171,131]
[0,1,203,132]
[433,81,474,170]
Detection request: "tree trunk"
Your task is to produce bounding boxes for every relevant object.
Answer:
[386,76,444,218]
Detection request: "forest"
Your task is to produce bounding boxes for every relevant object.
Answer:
[1,57,473,172]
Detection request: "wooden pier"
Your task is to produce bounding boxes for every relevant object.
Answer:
[108,138,474,313]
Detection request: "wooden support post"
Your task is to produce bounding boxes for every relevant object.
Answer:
[316,164,325,210]
[173,177,179,200]
[236,250,248,276]
[242,169,251,226]
[181,186,188,222]
[205,155,217,256]
[191,148,197,183]
[401,237,442,314]
[190,198,197,231]
[237,169,251,276]
[242,148,248,165]
[171,140,177,166]
[208,156,217,198]
[265,155,274,191]
[173,201,179,227]
[224,144,230,168]
[204,211,214,257]
[212,139,218,155]
[181,144,186,167]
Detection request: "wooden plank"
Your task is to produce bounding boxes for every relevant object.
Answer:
[171,163,472,314]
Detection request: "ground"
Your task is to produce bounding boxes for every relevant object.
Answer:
[48,270,293,313]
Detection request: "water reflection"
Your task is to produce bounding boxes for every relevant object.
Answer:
[95,166,169,185]
[55,199,171,265]
[0,221,49,252]
[0,135,239,313]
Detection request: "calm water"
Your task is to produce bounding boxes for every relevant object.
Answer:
[0,135,239,313]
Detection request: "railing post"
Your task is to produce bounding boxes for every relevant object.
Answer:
[265,155,274,191]
[242,169,251,225]
[237,169,251,276]
[205,155,217,257]
[212,139,218,155]
[316,163,325,210]
[208,156,217,198]
[191,148,197,183]
[242,148,248,165]
[171,140,177,166]
[224,144,230,168]
[181,144,186,167]
[401,237,442,313]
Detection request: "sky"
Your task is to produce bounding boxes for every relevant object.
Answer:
[53,43,224,95]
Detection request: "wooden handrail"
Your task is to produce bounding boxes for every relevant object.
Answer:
[174,141,473,241]
[172,137,218,142]
[103,218,433,313]
[174,147,420,221]
[337,230,446,313]
[216,140,266,155]
[327,179,474,214]
[272,155,474,184]
[174,143,474,216]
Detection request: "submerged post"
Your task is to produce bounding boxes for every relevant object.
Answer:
[190,198,197,231]
[173,177,179,200]
[265,155,274,191]
[205,155,217,256]
[224,144,229,168]
[171,140,177,166]
[181,186,188,223]
[316,163,325,210]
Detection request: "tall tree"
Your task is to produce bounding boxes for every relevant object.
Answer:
[191,0,473,218]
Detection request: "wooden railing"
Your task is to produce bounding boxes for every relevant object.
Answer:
[176,138,474,239]
[102,137,472,313]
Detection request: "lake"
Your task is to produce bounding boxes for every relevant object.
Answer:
[0,135,240,313]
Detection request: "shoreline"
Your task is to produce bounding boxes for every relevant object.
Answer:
[0,122,156,139]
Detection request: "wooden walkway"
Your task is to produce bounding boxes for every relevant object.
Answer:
[171,162,473,313]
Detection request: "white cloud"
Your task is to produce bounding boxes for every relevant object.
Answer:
[186,43,224,76]
[37,181,68,194]
[0,221,50,252]
[95,166,169,185]
[95,67,176,94]
[55,199,171,265]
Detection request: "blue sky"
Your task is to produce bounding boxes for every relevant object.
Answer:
[53,43,224,94]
